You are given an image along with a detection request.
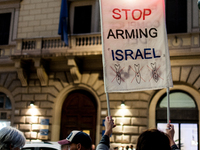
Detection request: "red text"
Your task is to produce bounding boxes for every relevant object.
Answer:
[112,8,151,20]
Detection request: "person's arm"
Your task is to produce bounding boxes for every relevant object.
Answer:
[96,116,115,150]
[166,124,179,150]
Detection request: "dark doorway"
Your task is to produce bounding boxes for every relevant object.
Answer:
[60,90,97,145]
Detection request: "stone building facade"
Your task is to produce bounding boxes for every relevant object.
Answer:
[0,0,200,149]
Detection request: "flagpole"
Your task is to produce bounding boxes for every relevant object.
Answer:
[106,92,111,117]
[167,87,170,124]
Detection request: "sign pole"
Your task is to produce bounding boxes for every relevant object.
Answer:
[99,0,111,117]
[106,92,111,117]
[167,87,170,124]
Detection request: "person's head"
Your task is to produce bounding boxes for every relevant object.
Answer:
[136,129,171,150]
[130,145,133,149]
[91,144,95,150]
[0,126,26,150]
[58,131,92,150]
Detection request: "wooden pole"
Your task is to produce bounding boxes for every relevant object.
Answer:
[106,92,111,117]
[167,87,170,124]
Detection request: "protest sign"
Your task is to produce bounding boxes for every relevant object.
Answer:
[100,0,173,93]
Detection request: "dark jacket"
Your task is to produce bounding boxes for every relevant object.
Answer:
[96,135,179,150]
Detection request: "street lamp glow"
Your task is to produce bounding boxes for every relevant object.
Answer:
[121,101,125,107]
[30,101,34,106]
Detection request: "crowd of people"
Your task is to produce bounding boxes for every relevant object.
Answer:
[0,116,179,150]
[57,116,179,150]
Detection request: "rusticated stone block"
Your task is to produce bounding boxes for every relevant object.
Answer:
[188,66,200,85]
[180,66,191,82]
[48,79,63,92]
[42,87,59,97]
[125,101,148,108]
[171,67,181,81]
[123,126,138,134]
[194,78,200,89]
[8,80,21,92]
[31,132,38,139]
[19,124,31,131]
[47,94,55,102]
[15,102,27,108]
[0,73,8,86]
[115,135,130,143]
[29,87,41,93]
[21,108,46,116]
[40,101,53,108]
[46,109,53,116]
[109,94,124,100]
[35,94,47,100]
[116,117,131,125]
[12,87,28,96]
[24,132,31,138]
[4,73,17,88]
[125,93,140,100]
[26,116,38,124]
[15,110,20,115]
[36,2,47,9]
[22,94,34,101]
[110,135,115,142]
[99,94,106,101]
[112,126,123,133]
[139,126,147,133]
[14,116,25,123]
[109,101,122,108]
[139,109,147,117]
[131,135,139,144]
[81,73,90,84]
[131,118,147,125]
[122,135,130,143]
[101,101,107,108]
[139,93,150,101]
[32,124,41,130]
[96,85,105,95]
[101,109,107,116]
[14,94,22,101]
[87,73,99,86]
[93,80,104,91]
[111,109,139,117]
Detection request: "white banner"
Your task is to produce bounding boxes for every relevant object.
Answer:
[100,0,173,93]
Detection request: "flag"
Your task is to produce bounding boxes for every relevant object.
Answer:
[58,0,68,46]
[100,0,173,93]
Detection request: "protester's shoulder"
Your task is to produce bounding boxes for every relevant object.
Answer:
[171,144,179,150]
[96,143,109,150]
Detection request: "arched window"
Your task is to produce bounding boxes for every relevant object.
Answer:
[0,92,12,110]
[0,92,12,129]
[158,91,196,108]
[156,91,198,150]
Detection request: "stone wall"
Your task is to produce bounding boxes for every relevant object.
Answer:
[0,64,199,144]
[101,92,151,148]
[17,0,61,38]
